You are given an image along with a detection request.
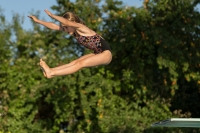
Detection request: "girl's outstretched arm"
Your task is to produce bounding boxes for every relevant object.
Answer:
[28,15,61,30]
[44,9,81,28]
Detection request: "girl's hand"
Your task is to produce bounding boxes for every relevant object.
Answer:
[28,15,38,22]
[44,9,54,18]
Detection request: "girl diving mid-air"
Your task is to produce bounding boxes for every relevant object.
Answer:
[29,9,112,78]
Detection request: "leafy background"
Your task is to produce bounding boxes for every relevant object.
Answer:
[0,0,200,132]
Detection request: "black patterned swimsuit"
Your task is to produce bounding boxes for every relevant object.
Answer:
[75,33,111,54]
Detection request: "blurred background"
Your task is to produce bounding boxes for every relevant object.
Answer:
[0,0,200,133]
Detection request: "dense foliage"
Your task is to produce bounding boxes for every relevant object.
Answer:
[0,0,200,132]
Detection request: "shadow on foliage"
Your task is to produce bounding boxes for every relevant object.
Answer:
[144,127,200,133]
[107,126,200,133]
[170,79,200,118]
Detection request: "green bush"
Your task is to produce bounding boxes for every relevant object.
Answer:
[0,0,200,132]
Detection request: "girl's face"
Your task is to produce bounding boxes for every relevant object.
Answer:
[62,25,75,35]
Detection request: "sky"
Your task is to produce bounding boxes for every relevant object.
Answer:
[0,0,143,30]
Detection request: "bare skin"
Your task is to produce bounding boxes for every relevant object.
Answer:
[29,9,112,78]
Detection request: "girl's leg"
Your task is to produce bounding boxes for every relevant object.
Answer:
[41,53,95,77]
[51,53,95,71]
[40,50,112,78]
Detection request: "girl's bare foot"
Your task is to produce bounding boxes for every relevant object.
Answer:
[38,62,47,77]
[39,59,54,78]
[40,66,47,77]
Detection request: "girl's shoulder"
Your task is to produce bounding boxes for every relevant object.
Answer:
[76,27,97,36]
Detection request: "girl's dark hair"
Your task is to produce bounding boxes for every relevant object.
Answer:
[62,12,85,25]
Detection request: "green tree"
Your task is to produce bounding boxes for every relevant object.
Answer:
[1,0,200,133]
[102,0,200,132]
